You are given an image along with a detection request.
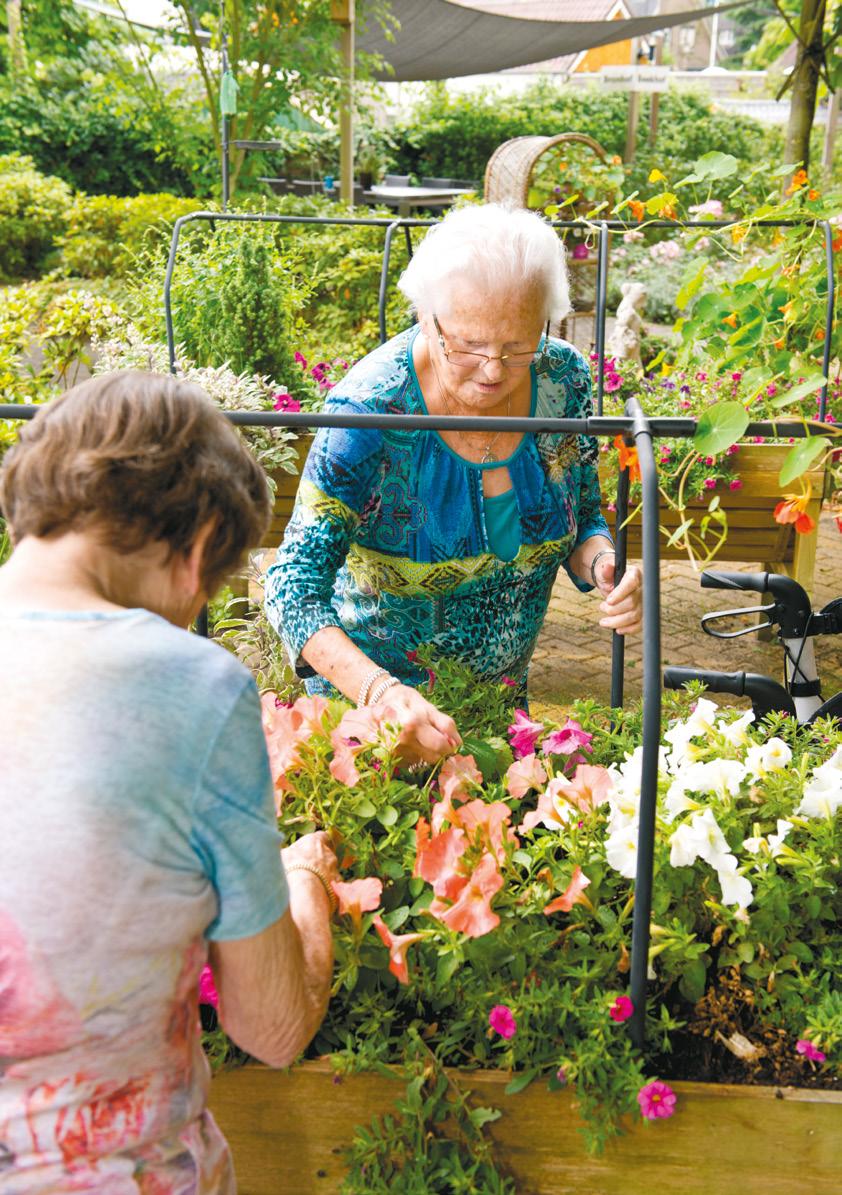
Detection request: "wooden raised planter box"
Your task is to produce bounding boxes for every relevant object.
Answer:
[209,1061,842,1194]
[600,444,829,594]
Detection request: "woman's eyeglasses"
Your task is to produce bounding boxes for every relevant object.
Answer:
[434,315,550,370]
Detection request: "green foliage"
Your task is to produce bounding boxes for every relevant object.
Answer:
[0,153,71,278]
[131,220,312,392]
[59,192,204,279]
[0,50,215,197]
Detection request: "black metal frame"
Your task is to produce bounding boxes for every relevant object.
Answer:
[0,213,834,1053]
[162,211,835,420]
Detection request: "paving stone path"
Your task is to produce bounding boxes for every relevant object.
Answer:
[530,510,842,716]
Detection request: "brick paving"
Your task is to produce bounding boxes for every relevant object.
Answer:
[530,510,842,717]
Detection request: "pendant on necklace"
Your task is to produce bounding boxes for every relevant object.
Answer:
[481,446,496,464]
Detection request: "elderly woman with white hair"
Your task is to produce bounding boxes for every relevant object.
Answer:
[265,203,642,762]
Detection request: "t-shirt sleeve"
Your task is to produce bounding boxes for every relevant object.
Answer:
[190,677,288,941]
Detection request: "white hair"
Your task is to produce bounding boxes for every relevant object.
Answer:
[398,202,570,322]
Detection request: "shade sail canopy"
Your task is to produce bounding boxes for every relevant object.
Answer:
[357,0,748,81]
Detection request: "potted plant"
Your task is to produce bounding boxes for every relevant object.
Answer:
[202,654,842,1191]
[357,140,385,191]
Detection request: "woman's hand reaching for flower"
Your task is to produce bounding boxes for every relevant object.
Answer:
[373,684,462,766]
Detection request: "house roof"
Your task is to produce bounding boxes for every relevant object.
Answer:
[356,0,749,81]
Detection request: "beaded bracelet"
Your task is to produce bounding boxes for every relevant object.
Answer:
[284,862,338,914]
[369,676,401,706]
[358,666,388,708]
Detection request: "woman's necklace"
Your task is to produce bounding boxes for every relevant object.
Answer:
[430,355,511,464]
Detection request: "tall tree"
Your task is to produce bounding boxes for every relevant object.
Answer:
[173,0,390,193]
[776,0,841,173]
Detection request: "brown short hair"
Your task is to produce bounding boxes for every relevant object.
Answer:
[0,371,272,591]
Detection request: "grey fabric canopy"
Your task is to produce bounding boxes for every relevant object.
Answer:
[357,1,748,81]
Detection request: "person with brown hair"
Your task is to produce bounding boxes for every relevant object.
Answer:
[0,372,337,1193]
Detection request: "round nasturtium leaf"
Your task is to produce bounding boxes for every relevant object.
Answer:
[693,401,749,456]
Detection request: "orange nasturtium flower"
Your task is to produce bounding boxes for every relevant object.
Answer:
[774,491,815,535]
[731,226,748,245]
[661,203,678,220]
[614,434,641,483]
[723,312,738,328]
[833,230,842,253]
[773,335,786,350]
[780,300,796,320]
[786,169,809,195]
[628,199,645,222]
[808,189,820,201]
[815,328,826,341]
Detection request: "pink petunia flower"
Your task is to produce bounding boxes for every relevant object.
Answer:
[501,676,517,687]
[332,877,383,929]
[438,754,483,805]
[796,1038,826,1063]
[543,865,591,914]
[505,753,548,799]
[541,719,593,758]
[571,242,589,260]
[637,1079,677,1119]
[508,709,545,759]
[294,351,308,368]
[604,372,623,393]
[703,478,717,490]
[488,1004,517,1039]
[433,852,504,938]
[609,995,634,1023]
[198,964,219,1009]
[729,479,743,491]
[372,915,423,985]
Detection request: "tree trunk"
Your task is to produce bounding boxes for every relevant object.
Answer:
[6,0,27,77]
[783,0,827,174]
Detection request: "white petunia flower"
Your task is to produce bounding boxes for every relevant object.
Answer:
[768,819,793,856]
[745,737,793,779]
[742,835,764,855]
[680,757,747,799]
[668,808,731,872]
[605,819,640,879]
[716,855,754,909]
[716,709,755,747]
[795,768,842,819]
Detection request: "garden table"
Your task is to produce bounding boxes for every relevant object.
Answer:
[368,183,474,216]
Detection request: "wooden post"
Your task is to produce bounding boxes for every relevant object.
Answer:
[331,0,355,206]
[648,36,663,146]
[822,88,839,171]
[625,90,640,162]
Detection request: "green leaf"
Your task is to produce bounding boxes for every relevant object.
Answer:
[504,1067,539,1096]
[436,952,461,986]
[461,735,503,782]
[769,374,826,411]
[675,258,708,311]
[665,518,694,548]
[469,1106,503,1129]
[383,905,410,931]
[377,805,399,827]
[692,151,739,180]
[778,436,830,487]
[693,402,749,456]
[354,798,376,818]
[644,190,678,215]
[678,957,707,1003]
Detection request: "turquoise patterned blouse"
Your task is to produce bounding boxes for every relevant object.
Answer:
[264,325,609,695]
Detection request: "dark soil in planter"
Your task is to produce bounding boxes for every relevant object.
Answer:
[653,968,842,1092]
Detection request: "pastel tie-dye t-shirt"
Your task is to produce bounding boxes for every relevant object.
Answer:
[0,609,288,1193]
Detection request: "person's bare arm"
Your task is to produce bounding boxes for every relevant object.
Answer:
[302,625,460,763]
[208,833,335,1068]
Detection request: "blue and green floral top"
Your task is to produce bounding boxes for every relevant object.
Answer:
[264,326,609,695]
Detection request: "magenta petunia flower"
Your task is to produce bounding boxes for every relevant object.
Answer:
[637,1079,676,1119]
[729,479,743,490]
[604,372,622,393]
[273,393,302,413]
[609,995,634,1023]
[796,1038,826,1063]
[508,709,545,759]
[571,242,589,260]
[703,478,717,490]
[501,676,517,687]
[489,1004,517,1039]
[294,351,308,368]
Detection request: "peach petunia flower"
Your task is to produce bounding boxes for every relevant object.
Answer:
[372,915,424,984]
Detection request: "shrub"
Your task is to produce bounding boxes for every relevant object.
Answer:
[0,153,72,278]
[59,192,204,278]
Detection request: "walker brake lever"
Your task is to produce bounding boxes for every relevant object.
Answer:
[701,603,775,639]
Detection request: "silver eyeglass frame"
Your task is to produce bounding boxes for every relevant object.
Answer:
[433,314,551,371]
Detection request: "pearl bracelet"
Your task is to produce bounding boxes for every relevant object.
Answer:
[284,862,338,914]
[369,675,401,706]
[358,666,388,707]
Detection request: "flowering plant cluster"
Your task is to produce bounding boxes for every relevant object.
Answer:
[201,654,842,1176]
[272,349,352,413]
